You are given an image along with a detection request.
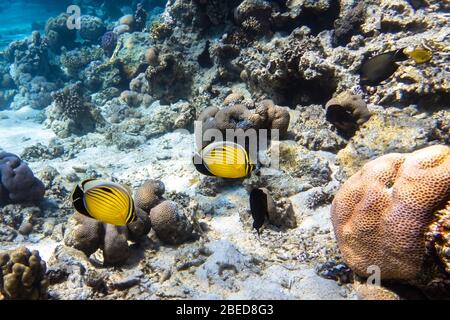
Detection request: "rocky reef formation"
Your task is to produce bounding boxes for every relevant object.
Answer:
[64,210,151,266]
[0,0,448,300]
[64,179,194,266]
[46,83,105,138]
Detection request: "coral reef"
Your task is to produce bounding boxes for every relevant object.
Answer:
[331,145,450,284]
[144,51,194,104]
[44,13,77,52]
[325,91,371,138]
[0,247,48,300]
[0,0,448,301]
[336,110,446,177]
[60,47,104,77]
[46,83,105,138]
[236,28,337,106]
[79,16,106,42]
[64,209,151,266]
[149,200,194,245]
[0,152,45,204]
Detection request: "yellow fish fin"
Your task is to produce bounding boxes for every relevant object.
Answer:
[404,47,432,64]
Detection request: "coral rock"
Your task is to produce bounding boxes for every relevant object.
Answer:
[331,145,450,281]
[149,200,193,245]
[325,91,371,138]
[0,247,48,300]
[65,207,152,267]
[135,179,165,213]
[0,152,45,204]
[79,15,106,42]
[64,213,104,257]
[103,224,130,266]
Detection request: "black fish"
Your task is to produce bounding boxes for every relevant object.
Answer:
[359,48,408,86]
[407,0,427,10]
[249,188,269,236]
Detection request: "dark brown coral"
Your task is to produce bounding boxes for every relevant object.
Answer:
[197,100,290,148]
[325,91,371,138]
[134,179,165,213]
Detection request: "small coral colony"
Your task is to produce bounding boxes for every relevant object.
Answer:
[0,0,449,300]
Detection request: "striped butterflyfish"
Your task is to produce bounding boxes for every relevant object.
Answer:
[71,179,136,226]
[193,141,255,179]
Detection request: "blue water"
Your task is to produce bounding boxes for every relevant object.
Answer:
[0,1,69,49]
[0,0,167,50]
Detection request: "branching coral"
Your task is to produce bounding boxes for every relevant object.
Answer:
[331,145,450,282]
[47,82,104,138]
[0,152,45,204]
[0,247,48,300]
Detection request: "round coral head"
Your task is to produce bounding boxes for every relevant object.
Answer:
[331,145,450,280]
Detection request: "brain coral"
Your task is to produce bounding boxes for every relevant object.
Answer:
[134,179,165,213]
[331,145,450,281]
[149,200,193,245]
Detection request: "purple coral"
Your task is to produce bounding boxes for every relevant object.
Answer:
[101,31,118,54]
[0,152,45,204]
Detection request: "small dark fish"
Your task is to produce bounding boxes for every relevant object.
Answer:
[407,0,427,10]
[359,48,408,86]
[249,188,270,236]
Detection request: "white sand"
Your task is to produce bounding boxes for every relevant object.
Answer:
[0,106,55,154]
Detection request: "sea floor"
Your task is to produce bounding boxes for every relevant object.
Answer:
[0,104,355,299]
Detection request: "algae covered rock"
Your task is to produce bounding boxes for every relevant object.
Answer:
[336,111,442,177]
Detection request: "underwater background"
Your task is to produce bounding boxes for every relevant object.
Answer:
[0,0,449,300]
